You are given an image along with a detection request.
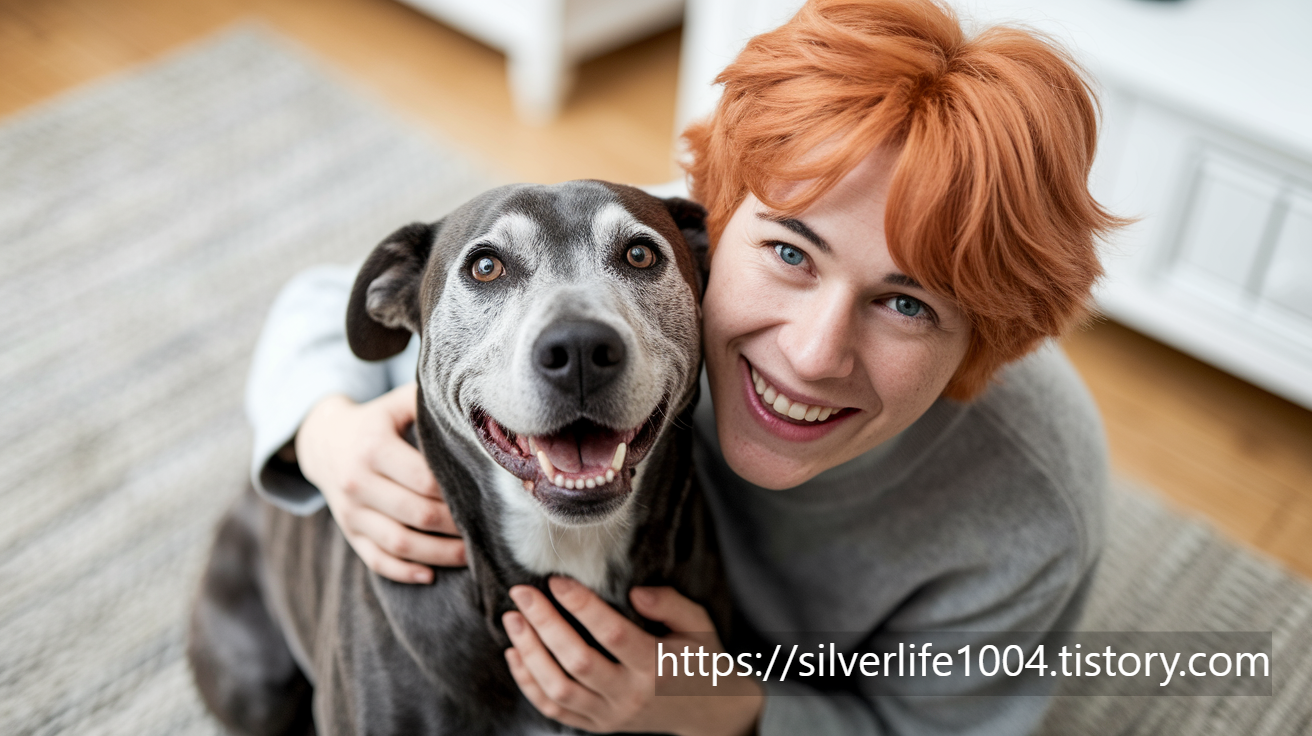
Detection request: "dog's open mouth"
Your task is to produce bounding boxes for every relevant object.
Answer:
[471,405,664,500]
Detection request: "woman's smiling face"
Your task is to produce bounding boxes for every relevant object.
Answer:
[702,149,973,489]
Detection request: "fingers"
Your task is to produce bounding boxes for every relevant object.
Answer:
[630,586,715,633]
[503,608,608,724]
[348,507,466,568]
[509,585,623,692]
[548,577,651,666]
[370,432,444,502]
[350,468,453,534]
[379,382,420,431]
[504,646,596,731]
[348,535,434,584]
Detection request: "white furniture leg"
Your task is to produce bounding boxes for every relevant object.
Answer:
[395,0,682,125]
[507,1,570,126]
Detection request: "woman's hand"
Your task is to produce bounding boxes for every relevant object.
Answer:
[503,577,762,736]
[295,383,466,583]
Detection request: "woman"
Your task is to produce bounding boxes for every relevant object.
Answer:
[248,0,1123,733]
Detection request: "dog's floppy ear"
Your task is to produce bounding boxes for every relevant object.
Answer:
[662,197,709,292]
[346,221,437,361]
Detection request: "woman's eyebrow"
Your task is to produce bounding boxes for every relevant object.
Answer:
[884,272,925,290]
[756,212,830,253]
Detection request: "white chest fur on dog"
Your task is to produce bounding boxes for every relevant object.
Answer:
[489,465,636,602]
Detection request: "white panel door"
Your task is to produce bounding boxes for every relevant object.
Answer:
[1168,152,1282,306]
[1259,189,1312,324]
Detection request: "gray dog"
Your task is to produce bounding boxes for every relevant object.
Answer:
[188,181,731,736]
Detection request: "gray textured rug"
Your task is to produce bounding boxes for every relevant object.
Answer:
[0,26,1308,736]
[0,27,490,735]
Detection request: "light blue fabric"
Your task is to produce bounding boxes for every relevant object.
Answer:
[245,264,418,514]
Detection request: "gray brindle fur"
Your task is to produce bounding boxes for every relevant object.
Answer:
[188,181,730,736]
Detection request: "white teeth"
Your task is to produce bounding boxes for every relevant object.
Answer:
[535,439,627,488]
[548,468,617,489]
[522,479,534,492]
[536,451,555,479]
[772,393,791,414]
[751,367,841,423]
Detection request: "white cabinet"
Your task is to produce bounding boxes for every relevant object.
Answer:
[1096,90,1312,407]
[1265,192,1312,323]
[1172,152,1282,303]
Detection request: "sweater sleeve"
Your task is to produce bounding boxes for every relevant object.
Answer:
[245,264,410,514]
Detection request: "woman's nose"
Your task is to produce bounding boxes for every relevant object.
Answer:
[777,290,856,381]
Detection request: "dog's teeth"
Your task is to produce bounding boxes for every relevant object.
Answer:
[585,479,596,489]
[529,437,539,453]
[763,386,777,404]
[818,406,833,421]
[522,479,534,492]
[554,473,565,487]
[594,475,605,486]
[610,443,626,472]
[605,469,615,483]
[566,478,576,490]
[536,451,555,479]
[804,404,821,422]
[788,401,808,420]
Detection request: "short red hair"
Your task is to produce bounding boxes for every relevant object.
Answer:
[682,0,1126,400]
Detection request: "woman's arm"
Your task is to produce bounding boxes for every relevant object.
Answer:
[246,265,465,581]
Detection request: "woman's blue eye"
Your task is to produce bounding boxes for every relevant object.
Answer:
[893,295,923,317]
[774,244,805,266]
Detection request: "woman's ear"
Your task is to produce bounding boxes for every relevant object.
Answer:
[346,221,438,361]
[662,197,709,293]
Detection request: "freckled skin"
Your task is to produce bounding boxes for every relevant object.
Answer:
[702,149,973,490]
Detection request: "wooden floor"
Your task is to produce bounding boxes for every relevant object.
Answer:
[4,0,1309,577]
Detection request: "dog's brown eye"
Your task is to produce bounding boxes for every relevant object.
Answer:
[626,243,654,268]
[471,255,504,282]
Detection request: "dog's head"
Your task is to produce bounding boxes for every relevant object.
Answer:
[346,181,707,526]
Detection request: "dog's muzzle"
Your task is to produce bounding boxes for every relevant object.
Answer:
[471,319,667,521]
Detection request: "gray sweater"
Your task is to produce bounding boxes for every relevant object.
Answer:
[247,265,1107,736]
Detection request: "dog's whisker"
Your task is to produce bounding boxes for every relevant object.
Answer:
[546,522,562,562]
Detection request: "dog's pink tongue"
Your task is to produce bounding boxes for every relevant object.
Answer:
[534,428,621,474]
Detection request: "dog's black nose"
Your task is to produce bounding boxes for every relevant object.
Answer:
[534,320,626,398]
